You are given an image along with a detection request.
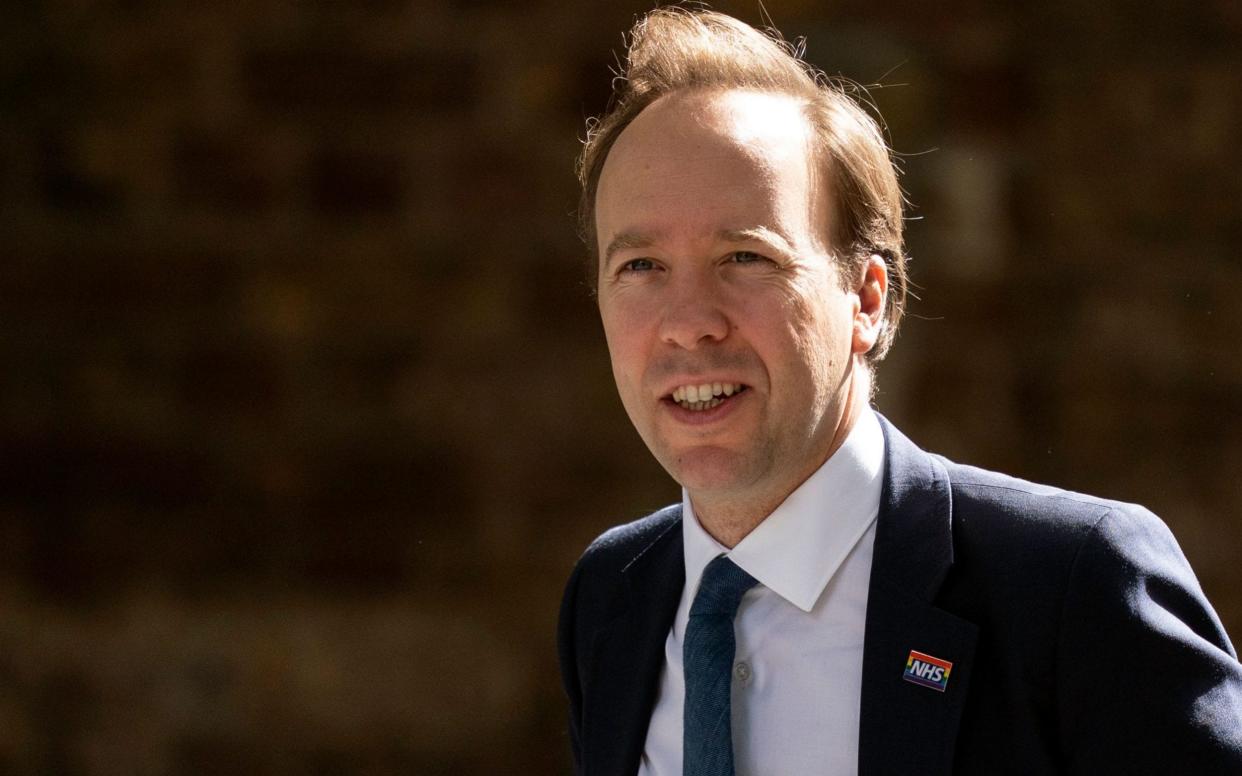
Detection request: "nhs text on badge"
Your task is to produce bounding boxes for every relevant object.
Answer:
[903,650,953,692]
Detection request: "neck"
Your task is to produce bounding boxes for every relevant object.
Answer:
[690,367,871,548]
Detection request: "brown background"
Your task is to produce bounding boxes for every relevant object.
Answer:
[2,0,1240,773]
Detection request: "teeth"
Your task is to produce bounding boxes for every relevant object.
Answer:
[670,382,745,410]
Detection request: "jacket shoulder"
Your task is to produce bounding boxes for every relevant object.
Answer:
[576,504,682,575]
[931,455,1176,632]
[939,456,1158,538]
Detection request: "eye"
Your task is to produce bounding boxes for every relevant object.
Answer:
[729,250,771,265]
[619,258,657,274]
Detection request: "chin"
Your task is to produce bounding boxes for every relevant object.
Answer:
[661,446,758,493]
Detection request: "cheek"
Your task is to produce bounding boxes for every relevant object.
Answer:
[777,283,852,376]
[600,305,650,389]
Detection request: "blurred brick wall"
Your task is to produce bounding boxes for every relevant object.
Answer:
[1,1,1238,773]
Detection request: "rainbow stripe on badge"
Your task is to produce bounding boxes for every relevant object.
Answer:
[903,649,953,692]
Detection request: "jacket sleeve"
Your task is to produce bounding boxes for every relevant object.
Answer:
[1056,506,1242,773]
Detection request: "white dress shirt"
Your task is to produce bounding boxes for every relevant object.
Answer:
[638,409,886,776]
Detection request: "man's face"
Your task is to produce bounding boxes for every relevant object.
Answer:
[595,89,872,505]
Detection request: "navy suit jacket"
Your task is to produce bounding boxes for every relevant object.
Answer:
[558,416,1242,774]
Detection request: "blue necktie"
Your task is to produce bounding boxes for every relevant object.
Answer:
[683,554,759,776]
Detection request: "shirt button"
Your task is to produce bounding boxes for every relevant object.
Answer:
[733,660,752,685]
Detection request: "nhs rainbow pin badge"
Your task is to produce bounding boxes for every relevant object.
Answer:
[903,649,953,692]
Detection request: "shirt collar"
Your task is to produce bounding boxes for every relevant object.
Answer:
[682,408,886,612]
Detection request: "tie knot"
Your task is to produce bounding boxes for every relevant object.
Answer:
[689,555,758,618]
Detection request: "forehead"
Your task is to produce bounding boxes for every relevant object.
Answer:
[595,89,822,253]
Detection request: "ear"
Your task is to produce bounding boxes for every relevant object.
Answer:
[852,254,888,356]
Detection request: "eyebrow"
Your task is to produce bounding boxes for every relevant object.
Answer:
[602,230,660,270]
[602,226,797,268]
[717,227,797,258]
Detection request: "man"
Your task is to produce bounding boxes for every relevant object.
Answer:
[558,8,1242,775]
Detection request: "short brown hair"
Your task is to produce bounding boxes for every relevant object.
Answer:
[577,7,908,362]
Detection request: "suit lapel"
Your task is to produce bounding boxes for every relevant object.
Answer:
[582,510,685,776]
[859,417,978,776]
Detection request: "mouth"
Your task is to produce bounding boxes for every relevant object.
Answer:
[665,382,749,412]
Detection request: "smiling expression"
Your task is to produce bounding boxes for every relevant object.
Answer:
[595,88,871,511]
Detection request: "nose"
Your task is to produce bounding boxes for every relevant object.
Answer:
[657,276,731,350]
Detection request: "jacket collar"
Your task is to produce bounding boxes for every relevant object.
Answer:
[858,415,978,776]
